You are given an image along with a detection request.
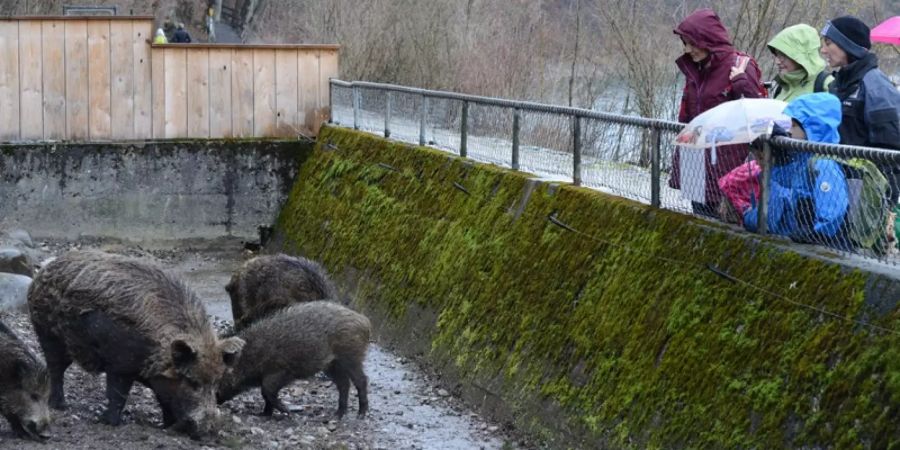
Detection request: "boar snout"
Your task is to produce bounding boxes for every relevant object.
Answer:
[25,417,51,441]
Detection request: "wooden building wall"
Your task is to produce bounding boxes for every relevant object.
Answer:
[0,17,339,141]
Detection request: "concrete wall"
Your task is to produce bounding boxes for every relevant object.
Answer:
[274,126,900,449]
[0,139,310,242]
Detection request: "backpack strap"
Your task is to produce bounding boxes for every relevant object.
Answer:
[813,70,828,93]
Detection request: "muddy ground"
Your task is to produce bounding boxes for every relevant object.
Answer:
[0,237,521,449]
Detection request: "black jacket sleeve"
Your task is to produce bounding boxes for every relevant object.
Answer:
[864,70,900,150]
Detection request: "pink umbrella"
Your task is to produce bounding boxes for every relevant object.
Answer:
[872,16,900,45]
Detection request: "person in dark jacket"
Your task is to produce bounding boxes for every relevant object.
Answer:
[172,23,192,43]
[821,16,900,202]
[669,8,766,218]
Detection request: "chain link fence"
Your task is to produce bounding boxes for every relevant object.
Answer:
[329,80,900,266]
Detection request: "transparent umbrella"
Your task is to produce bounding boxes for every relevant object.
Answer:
[673,98,791,150]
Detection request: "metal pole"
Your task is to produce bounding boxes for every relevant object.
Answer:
[353,87,360,130]
[650,128,661,208]
[758,140,772,235]
[460,101,469,158]
[384,92,392,138]
[512,108,520,171]
[419,95,427,146]
[328,80,334,124]
[573,115,582,186]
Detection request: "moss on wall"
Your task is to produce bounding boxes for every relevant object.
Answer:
[275,126,900,449]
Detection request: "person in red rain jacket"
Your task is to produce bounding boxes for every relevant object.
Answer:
[668,8,765,218]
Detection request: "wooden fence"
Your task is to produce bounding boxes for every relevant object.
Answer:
[0,17,339,142]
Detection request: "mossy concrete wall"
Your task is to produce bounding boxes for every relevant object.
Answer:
[274,126,900,449]
[0,139,311,243]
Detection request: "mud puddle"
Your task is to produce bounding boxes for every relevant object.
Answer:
[0,237,516,449]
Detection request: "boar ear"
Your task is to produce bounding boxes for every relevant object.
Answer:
[171,339,197,368]
[219,337,245,367]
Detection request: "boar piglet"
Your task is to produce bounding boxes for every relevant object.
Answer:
[226,254,338,332]
[217,301,370,418]
[0,320,50,441]
[27,251,244,439]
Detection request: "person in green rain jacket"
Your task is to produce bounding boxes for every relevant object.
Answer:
[767,24,833,101]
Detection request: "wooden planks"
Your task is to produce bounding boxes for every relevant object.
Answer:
[133,21,152,139]
[0,22,20,141]
[297,49,318,134]
[87,20,111,140]
[164,48,187,138]
[317,49,339,134]
[19,21,42,140]
[0,18,339,141]
[319,50,338,108]
[110,20,134,139]
[187,48,210,138]
[274,49,298,137]
[253,49,276,137]
[208,48,232,138]
[42,20,66,139]
[151,47,165,139]
[65,20,89,140]
[231,50,253,137]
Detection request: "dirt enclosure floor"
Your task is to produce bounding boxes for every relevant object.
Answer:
[0,237,519,450]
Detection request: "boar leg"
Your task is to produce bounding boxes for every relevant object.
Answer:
[100,373,134,426]
[347,362,369,419]
[260,372,291,416]
[35,328,71,410]
[154,393,176,428]
[326,362,351,419]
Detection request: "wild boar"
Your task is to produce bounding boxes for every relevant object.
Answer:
[217,301,370,418]
[0,320,50,441]
[226,254,338,331]
[27,251,244,438]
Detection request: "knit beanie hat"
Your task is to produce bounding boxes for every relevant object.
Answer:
[821,16,871,60]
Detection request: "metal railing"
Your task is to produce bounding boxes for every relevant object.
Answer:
[329,79,900,265]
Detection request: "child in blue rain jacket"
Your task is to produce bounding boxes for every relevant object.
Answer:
[743,93,849,245]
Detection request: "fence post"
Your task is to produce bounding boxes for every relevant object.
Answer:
[352,86,360,130]
[650,128,661,208]
[460,101,469,158]
[384,91,392,138]
[328,80,334,124]
[573,115,582,186]
[419,95,427,146]
[512,108,521,171]
[758,140,772,235]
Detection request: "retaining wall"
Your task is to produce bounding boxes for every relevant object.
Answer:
[0,139,310,242]
[274,126,900,448]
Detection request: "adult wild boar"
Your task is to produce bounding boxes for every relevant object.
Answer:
[226,254,338,331]
[27,251,244,438]
[217,301,370,418]
[0,320,50,441]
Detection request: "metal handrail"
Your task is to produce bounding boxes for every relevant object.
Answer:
[329,78,900,250]
[771,136,900,162]
[330,79,683,131]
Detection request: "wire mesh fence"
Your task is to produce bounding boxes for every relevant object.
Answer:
[329,80,900,266]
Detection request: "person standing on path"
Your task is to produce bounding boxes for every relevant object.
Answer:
[767,24,833,101]
[668,8,766,219]
[153,28,168,44]
[172,23,192,43]
[821,16,900,204]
